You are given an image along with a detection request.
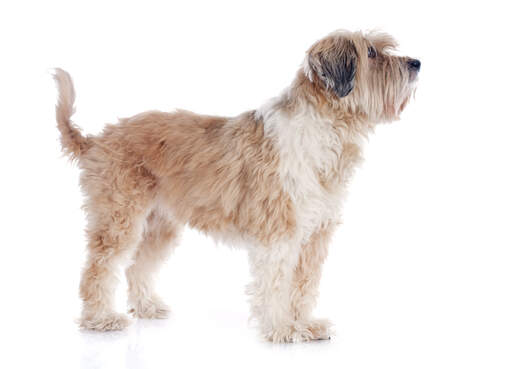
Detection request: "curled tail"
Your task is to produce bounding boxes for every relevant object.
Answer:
[53,68,91,160]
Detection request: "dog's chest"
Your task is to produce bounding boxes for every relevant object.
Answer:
[264,110,358,241]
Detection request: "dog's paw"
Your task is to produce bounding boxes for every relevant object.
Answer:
[128,296,171,319]
[265,319,333,343]
[79,312,132,331]
[297,318,333,341]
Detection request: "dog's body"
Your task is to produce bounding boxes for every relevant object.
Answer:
[54,30,419,343]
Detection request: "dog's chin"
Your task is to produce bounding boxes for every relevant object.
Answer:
[409,71,419,84]
[396,90,415,116]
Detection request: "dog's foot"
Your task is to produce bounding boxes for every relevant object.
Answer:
[264,319,333,343]
[128,296,171,319]
[79,312,132,331]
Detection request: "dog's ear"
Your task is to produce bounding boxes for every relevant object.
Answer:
[308,40,358,98]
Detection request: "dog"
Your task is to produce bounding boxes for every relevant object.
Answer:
[53,30,420,343]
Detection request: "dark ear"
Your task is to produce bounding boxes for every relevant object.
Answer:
[310,41,358,98]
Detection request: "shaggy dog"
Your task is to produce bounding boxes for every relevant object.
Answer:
[54,30,420,343]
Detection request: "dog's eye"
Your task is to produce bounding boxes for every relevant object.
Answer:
[368,46,377,59]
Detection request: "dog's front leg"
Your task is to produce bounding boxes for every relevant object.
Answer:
[247,242,300,343]
[289,224,335,339]
[247,240,329,343]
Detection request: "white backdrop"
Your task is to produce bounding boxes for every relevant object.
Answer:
[1,1,511,368]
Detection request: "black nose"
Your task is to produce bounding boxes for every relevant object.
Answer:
[408,59,421,71]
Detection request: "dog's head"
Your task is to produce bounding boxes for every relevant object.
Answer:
[304,30,420,122]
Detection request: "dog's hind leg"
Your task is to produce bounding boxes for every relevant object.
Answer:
[78,160,157,331]
[126,207,182,319]
[79,199,149,331]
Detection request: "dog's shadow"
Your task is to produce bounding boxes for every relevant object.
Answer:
[79,319,171,369]
[79,317,334,369]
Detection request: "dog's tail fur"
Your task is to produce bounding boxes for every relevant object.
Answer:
[53,68,91,160]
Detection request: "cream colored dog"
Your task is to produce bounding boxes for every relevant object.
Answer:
[54,30,420,343]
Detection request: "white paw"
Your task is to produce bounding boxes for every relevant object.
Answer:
[129,296,171,319]
[264,319,333,343]
[80,312,133,331]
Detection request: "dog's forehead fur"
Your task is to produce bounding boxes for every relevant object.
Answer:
[308,30,398,57]
[365,31,399,53]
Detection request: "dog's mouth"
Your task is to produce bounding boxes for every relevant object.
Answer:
[409,71,419,84]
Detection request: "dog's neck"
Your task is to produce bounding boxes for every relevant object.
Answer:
[257,70,375,145]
